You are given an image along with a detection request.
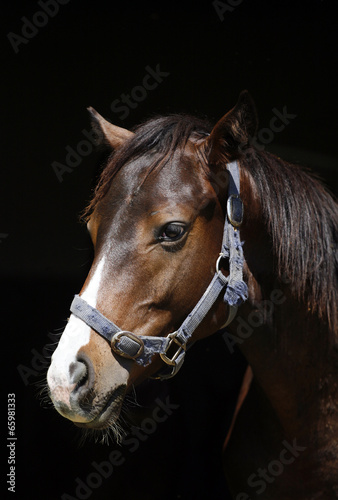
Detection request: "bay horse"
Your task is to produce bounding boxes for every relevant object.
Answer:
[47,91,337,499]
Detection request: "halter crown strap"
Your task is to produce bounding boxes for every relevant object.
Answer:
[70,160,247,380]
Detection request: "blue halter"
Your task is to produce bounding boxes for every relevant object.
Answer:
[70,161,247,379]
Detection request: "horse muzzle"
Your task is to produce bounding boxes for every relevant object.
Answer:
[47,350,127,427]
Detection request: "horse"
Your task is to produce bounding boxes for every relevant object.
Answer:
[47,91,337,499]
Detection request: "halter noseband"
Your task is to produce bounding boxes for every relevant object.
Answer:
[70,161,247,380]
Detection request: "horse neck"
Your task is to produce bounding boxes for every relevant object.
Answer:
[229,155,338,439]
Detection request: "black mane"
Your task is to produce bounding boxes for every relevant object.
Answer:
[243,149,337,334]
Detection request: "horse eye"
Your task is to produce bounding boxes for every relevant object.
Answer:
[160,223,186,242]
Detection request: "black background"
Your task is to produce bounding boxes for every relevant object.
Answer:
[2,1,337,499]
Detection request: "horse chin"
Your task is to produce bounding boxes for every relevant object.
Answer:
[74,384,127,431]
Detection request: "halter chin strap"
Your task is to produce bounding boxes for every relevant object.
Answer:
[70,161,248,380]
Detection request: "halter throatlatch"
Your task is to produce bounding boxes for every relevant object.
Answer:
[70,161,247,380]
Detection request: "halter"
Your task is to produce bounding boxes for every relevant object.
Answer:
[70,161,248,380]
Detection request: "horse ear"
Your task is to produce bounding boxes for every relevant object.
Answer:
[87,107,134,149]
[205,90,258,165]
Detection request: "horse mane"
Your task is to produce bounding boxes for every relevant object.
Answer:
[83,113,337,335]
[242,149,338,335]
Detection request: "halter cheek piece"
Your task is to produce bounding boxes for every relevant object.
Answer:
[70,161,247,380]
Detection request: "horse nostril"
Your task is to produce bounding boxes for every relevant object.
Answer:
[70,353,95,397]
[69,354,95,412]
[69,361,87,388]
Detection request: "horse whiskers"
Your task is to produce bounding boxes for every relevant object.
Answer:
[48,328,64,338]
[103,418,127,445]
[77,416,127,447]
[33,371,55,409]
[88,391,142,446]
[45,340,60,350]
[36,369,132,444]
[124,385,141,409]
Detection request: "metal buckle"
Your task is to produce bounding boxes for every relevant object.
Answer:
[111,331,144,360]
[160,332,186,367]
[227,194,244,227]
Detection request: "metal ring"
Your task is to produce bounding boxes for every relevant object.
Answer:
[216,253,229,284]
[216,253,225,274]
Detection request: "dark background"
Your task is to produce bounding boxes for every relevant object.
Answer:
[2,1,337,499]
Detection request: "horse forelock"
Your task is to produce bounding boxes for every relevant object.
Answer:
[242,149,338,336]
[82,114,211,220]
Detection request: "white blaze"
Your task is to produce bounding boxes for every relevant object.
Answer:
[47,258,105,393]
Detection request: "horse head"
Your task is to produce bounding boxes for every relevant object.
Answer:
[47,91,258,436]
